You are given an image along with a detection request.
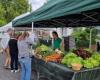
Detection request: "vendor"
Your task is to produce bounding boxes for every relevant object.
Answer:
[52,31,62,50]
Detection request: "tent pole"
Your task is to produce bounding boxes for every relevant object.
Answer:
[56,27,57,31]
[31,22,34,52]
[89,28,93,49]
[32,22,34,32]
[62,28,63,36]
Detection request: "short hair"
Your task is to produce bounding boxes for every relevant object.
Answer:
[52,31,58,37]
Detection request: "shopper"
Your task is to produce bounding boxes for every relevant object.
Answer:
[52,31,62,50]
[8,33,18,72]
[18,31,34,80]
[1,28,13,68]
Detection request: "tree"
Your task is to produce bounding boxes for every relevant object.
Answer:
[0,3,7,26]
[0,0,29,26]
[72,27,97,48]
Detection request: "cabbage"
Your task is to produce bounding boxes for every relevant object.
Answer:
[83,58,99,68]
[61,59,68,65]
[88,58,99,67]
[92,53,100,61]
[83,60,94,68]
[61,53,83,67]
[40,45,49,51]
[64,52,77,58]
[61,51,100,69]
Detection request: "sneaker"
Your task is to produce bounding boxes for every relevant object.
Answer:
[11,70,14,73]
[15,70,18,73]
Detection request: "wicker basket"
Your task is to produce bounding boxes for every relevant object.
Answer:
[71,63,82,71]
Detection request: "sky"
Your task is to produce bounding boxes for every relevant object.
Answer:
[29,0,47,11]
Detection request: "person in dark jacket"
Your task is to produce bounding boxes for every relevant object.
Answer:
[8,33,18,72]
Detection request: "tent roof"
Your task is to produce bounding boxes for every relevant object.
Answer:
[13,12,30,21]
[13,0,100,27]
[0,22,12,32]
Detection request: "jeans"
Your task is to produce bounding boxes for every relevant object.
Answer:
[19,58,31,80]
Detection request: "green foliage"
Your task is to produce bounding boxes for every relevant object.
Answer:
[0,0,29,26]
[83,57,99,68]
[83,59,94,68]
[15,31,22,35]
[72,28,97,48]
[96,36,100,40]
[36,44,53,52]
[0,3,7,26]
[92,53,100,61]
[0,19,6,26]
[84,48,93,53]
[91,29,97,44]
[36,44,53,57]
[61,51,100,69]
[39,44,49,52]
[61,52,83,67]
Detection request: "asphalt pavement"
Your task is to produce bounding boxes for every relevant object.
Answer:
[0,54,20,80]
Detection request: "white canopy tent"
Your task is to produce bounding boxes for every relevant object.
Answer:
[0,12,30,32]
[0,22,12,32]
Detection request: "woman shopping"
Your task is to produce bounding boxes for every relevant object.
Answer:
[18,31,34,80]
[1,28,13,68]
[8,33,18,72]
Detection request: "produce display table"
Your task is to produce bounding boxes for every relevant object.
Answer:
[31,56,100,80]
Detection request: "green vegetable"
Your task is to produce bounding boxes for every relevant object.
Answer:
[92,53,100,61]
[61,51,100,69]
[84,48,93,53]
[61,59,68,65]
[71,57,83,65]
[83,58,99,68]
[61,52,83,67]
[64,52,77,58]
[89,58,99,67]
[36,44,53,56]
[40,45,49,51]
[83,60,94,68]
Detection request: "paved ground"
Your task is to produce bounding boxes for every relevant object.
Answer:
[0,53,37,80]
[0,53,20,80]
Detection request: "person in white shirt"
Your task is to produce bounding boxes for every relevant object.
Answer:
[1,28,13,68]
[18,31,36,80]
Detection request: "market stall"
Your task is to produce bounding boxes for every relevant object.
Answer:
[31,57,100,80]
[29,43,100,80]
[12,0,100,80]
